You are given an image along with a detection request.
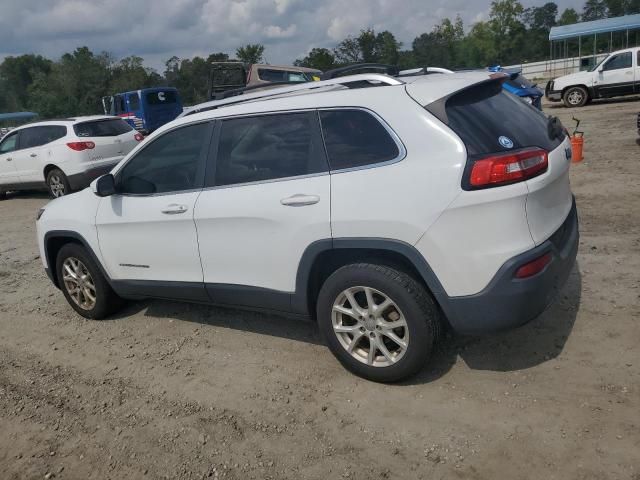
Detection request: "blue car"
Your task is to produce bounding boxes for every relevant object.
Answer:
[102,87,183,135]
[489,67,543,110]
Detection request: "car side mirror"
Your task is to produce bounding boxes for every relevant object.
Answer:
[92,174,116,197]
[597,65,604,73]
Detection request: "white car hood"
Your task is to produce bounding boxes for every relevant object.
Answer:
[553,70,593,89]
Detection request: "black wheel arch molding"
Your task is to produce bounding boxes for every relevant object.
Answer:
[42,231,452,320]
[41,202,578,336]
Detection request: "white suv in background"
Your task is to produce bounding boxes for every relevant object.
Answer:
[36,73,579,382]
[0,116,142,198]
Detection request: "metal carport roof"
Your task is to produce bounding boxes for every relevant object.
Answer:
[0,112,38,121]
[549,14,640,41]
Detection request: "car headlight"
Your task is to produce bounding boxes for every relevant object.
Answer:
[523,96,533,104]
[36,208,45,221]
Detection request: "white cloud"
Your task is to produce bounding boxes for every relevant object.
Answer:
[264,24,298,39]
[0,0,587,71]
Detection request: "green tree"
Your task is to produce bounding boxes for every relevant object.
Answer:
[235,44,265,64]
[557,8,580,25]
[28,47,111,117]
[582,0,608,20]
[0,54,52,112]
[109,55,162,93]
[489,0,527,64]
[523,2,558,30]
[458,21,498,67]
[294,48,336,70]
[412,17,465,69]
[334,29,402,65]
[333,36,362,64]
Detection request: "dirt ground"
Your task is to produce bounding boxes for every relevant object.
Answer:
[1,96,639,480]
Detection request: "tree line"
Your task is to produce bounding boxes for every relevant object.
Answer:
[1,0,638,118]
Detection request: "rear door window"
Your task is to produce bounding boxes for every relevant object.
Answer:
[427,80,563,156]
[74,119,132,137]
[146,91,177,105]
[213,112,327,187]
[319,109,400,170]
[19,126,67,149]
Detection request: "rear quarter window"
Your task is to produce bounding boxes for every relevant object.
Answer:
[319,109,400,170]
[427,80,563,157]
[74,119,133,137]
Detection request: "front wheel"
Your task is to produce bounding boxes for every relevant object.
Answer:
[563,86,589,108]
[46,168,70,198]
[56,243,125,319]
[316,263,441,382]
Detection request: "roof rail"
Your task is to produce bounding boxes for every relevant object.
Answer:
[320,63,399,80]
[398,67,453,76]
[184,73,404,116]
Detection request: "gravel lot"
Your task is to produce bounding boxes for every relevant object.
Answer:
[1,97,639,480]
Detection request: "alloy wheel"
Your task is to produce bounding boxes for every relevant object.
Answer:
[567,90,583,105]
[62,257,97,310]
[331,286,409,367]
[49,175,65,197]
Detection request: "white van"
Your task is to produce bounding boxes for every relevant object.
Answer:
[545,47,640,107]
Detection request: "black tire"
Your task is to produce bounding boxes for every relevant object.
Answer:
[562,86,589,108]
[0,191,6,200]
[316,263,440,382]
[46,168,71,198]
[55,243,125,319]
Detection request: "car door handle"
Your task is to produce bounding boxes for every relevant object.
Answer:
[6,157,11,162]
[280,194,320,206]
[161,204,188,214]
[30,153,37,157]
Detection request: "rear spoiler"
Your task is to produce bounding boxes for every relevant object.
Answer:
[422,76,508,125]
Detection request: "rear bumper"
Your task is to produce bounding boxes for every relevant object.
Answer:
[444,199,579,335]
[67,163,119,191]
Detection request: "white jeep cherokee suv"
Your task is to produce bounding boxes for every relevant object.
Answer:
[0,116,143,198]
[36,73,579,382]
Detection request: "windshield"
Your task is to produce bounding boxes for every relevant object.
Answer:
[588,55,608,72]
[257,69,314,83]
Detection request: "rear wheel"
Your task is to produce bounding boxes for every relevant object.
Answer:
[563,86,589,108]
[56,243,124,319]
[316,263,440,382]
[46,168,70,198]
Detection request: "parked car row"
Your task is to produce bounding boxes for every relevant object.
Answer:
[36,71,578,382]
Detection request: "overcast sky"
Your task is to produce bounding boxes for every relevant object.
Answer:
[0,0,584,72]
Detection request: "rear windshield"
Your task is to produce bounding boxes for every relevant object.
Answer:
[257,69,312,83]
[74,119,132,137]
[427,80,564,156]
[146,91,177,105]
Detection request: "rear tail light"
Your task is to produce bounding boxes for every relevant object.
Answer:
[515,252,552,279]
[66,141,95,151]
[134,133,144,142]
[466,147,548,189]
